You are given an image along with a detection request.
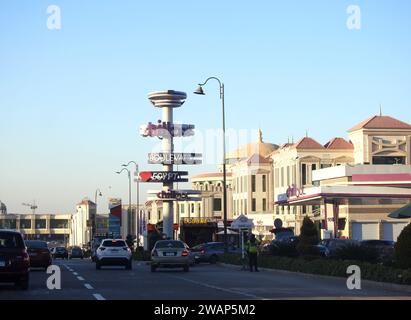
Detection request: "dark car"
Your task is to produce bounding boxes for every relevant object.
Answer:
[25,240,52,270]
[69,246,84,259]
[316,238,359,257]
[52,246,68,259]
[0,230,30,289]
[191,242,241,264]
[360,240,395,261]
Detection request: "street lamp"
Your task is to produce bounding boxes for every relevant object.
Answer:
[93,188,103,240]
[116,168,132,237]
[194,76,228,252]
[122,161,140,248]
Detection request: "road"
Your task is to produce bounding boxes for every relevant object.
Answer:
[0,259,410,300]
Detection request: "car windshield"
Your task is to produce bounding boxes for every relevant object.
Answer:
[102,240,126,247]
[25,240,48,248]
[155,241,185,249]
[0,232,25,249]
[56,247,66,251]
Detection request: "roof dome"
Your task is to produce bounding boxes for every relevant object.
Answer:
[226,129,278,161]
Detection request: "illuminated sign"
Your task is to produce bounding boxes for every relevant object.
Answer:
[182,217,213,225]
[139,171,189,183]
[140,121,195,138]
[147,189,201,201]
[286,185,305,198]
[148,153,202,165]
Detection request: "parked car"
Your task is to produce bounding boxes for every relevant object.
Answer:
[151,240,191,272]
[360,240,395,261]
[0,230,30,289]
[183,242,195,266]
[69,246,84,259]
[95,239,132,270]
[25,240,52,270]
[316,238,358,257]
[52,246,69,259]
[191,242,242,264]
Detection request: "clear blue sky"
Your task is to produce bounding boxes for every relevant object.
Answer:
[1,0,410,213]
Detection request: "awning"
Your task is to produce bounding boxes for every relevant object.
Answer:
[388,203,411,219]
[216,229,239,235]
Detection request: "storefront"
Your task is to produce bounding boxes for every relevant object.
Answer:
[179,217,217,247]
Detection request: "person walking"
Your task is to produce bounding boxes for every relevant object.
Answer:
[245,234,259,272]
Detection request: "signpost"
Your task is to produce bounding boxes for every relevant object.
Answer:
[231,215,254,271]
[140,121,195,138]
[147,153,202,165]
[138,171,189,183]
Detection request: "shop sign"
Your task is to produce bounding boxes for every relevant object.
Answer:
[182,217,213,225]
[139,171,188,183]
[148,153,202,165]
[140,121,195,138]
[286,185,305,198]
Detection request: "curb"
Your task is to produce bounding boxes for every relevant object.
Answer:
[219,263,411,294]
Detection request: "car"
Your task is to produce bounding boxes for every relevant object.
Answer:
[360,240,395,261]
[151,240,190,272]
[183,242,195,266]
[25,240,52,270]
[0,230,30,290]
[95,239,132,270]
[316,238,359,257]
[52,246,68,259]
[190,242,242,264]
[69,246,84,259]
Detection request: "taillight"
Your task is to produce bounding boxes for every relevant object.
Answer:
[181,250,189,257]
[200,249,205,254]
[152,250,158,257]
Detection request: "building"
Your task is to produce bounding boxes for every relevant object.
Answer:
[0,213,71,245]
[70,199,96,247]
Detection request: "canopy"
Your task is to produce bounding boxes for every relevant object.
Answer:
[388,203,411,219]
[216,229,239,235]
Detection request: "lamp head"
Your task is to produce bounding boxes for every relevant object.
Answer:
[193,85,205,95]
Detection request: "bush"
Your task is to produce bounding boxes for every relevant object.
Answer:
[297,217,320,256]
[333,243,379,263]
[395,223,411,269]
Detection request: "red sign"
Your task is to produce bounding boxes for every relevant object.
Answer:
[139,171,189,183]
[286,185,305,198]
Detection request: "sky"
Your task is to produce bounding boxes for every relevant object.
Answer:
[0,0,410,214]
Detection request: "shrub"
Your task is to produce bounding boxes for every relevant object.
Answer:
[395,223,411,269]
[297,217,320,256]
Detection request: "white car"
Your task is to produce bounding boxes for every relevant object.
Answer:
[95,239,132,270]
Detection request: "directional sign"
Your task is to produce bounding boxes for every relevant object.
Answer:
[140,121,195,138]
[139,171,189,183]
[147,190,202,195]
[148,153,202,165]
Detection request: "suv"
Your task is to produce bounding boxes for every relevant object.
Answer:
[151,240,190,272]
[191,242,241,264]
[69,246,84,259]
[0,230,30,289]
[95,239,132,270]
[316,238,358,257]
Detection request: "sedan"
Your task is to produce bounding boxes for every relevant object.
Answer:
[69,246,84,259]
[151,240,190,272]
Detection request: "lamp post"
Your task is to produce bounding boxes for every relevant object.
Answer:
[93,188,103,240]
[116,168,132,237]
[194,76,228,252]
[122,161,140,248]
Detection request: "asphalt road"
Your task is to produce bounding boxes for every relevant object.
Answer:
[0,259,410,300]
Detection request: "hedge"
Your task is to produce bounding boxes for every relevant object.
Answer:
[221,254,411,285]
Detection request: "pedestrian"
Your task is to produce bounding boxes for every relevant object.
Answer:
[245,234,259,272]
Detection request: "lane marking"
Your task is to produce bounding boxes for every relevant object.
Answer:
[174,276,265,300]
[93,293,106,300]
[77,276,85,281]
[73,272,78,275]
[84,284,93,290]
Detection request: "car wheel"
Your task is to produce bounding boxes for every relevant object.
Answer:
[209,255,218,264]
[183,265,189,272]
[150,265,157,272]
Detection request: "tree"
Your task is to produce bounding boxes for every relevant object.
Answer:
[297,216,320,256]
[395,223,411,269]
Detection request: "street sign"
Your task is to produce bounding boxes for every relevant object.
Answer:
[146,189,201,201]
[231,214,254,229]
[147,153,202,165]
[138,171,189,183]
[140,121,195,138]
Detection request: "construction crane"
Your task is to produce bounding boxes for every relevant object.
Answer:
[22,201,38,214]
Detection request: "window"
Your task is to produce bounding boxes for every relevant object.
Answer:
[50,219,68,229]
[191,203,195,213]
[20,219,31,229]
[148,211,151,221]
[213,198,222,211]
[262,199,266,211]
[321,163,332,169]
[158,210,161,221]
[262,175,266,192]
[252,198,256,212]
[244,200,247,214]
[180,204,185,214]
[251,175,256,192]
[301,164,307,185]
[35,219,46,229]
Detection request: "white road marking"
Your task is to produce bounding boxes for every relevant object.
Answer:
[73,272,78,275]
[93,293,106,300]
[84,284,93,290]
[174,276,265,300]
[77,276,85,281]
